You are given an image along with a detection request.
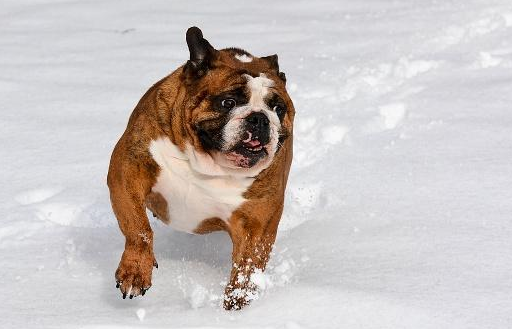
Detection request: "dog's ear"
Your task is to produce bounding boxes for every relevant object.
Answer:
[262,54,279,71]
[262,54,286,83]
[184,26,218,79]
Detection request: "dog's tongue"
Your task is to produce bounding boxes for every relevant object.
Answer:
[242,132,261,147]
[245,139,261,147]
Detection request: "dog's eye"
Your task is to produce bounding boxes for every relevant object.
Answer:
[273,105,285,118]
[221,98,236,109]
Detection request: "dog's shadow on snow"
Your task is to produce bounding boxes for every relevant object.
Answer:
[74,209,232,308]
[152,219,233,267]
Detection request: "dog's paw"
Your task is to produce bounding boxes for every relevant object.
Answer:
[115,250,156,299]
[223,285,256,310]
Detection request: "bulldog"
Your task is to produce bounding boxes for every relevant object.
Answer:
[107,26,294,310]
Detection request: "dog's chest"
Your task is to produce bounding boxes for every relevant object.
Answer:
[149,138,254,233]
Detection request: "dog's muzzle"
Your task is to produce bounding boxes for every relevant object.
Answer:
[242,112,270,148]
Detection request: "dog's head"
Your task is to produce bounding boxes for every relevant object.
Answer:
[175,27,294,177]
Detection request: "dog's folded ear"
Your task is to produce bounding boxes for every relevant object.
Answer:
[262,54,286,83]
[184,27,218,79]
[262,54,279,71]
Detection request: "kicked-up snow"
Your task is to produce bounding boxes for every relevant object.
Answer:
[2,0,512,328]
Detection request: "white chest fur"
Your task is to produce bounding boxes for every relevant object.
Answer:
[148,138,254,233]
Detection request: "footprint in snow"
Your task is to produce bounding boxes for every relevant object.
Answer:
[35,199,113,228]
[14,186,63,205]
[15,187,113,228]
[14,187,83,226]
[35,202,85,226]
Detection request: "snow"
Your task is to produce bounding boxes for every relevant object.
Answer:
[378,103,406,130]
[2,0,512,328]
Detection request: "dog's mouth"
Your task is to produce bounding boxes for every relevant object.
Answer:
[226,131,268,168]
[240,131,265,153]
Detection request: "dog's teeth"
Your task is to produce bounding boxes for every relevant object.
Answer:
[242,143,264,153]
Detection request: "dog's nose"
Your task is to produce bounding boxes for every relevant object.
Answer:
[246,112,269,130]
[245,112,270,145]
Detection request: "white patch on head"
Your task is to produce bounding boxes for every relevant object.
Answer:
[235,53,253,63]
[245,73,275,105]
[149,138,254,233]
[218,73,281,174]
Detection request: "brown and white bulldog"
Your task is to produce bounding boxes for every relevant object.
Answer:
[107,27,294,310]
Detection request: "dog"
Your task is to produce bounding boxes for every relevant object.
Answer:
[107,26,294,310]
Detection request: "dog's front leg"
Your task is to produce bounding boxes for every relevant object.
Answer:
[223,211,280,310]
[109,172,156,299]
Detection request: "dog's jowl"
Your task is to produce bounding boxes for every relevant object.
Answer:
[107,27,294,310]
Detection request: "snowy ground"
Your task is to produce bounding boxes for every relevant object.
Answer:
[2,0,512,328]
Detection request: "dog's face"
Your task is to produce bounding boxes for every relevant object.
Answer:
[179,28,294,176]
[198,71,289,172]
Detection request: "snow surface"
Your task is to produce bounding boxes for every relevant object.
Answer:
[2,0,512,328]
